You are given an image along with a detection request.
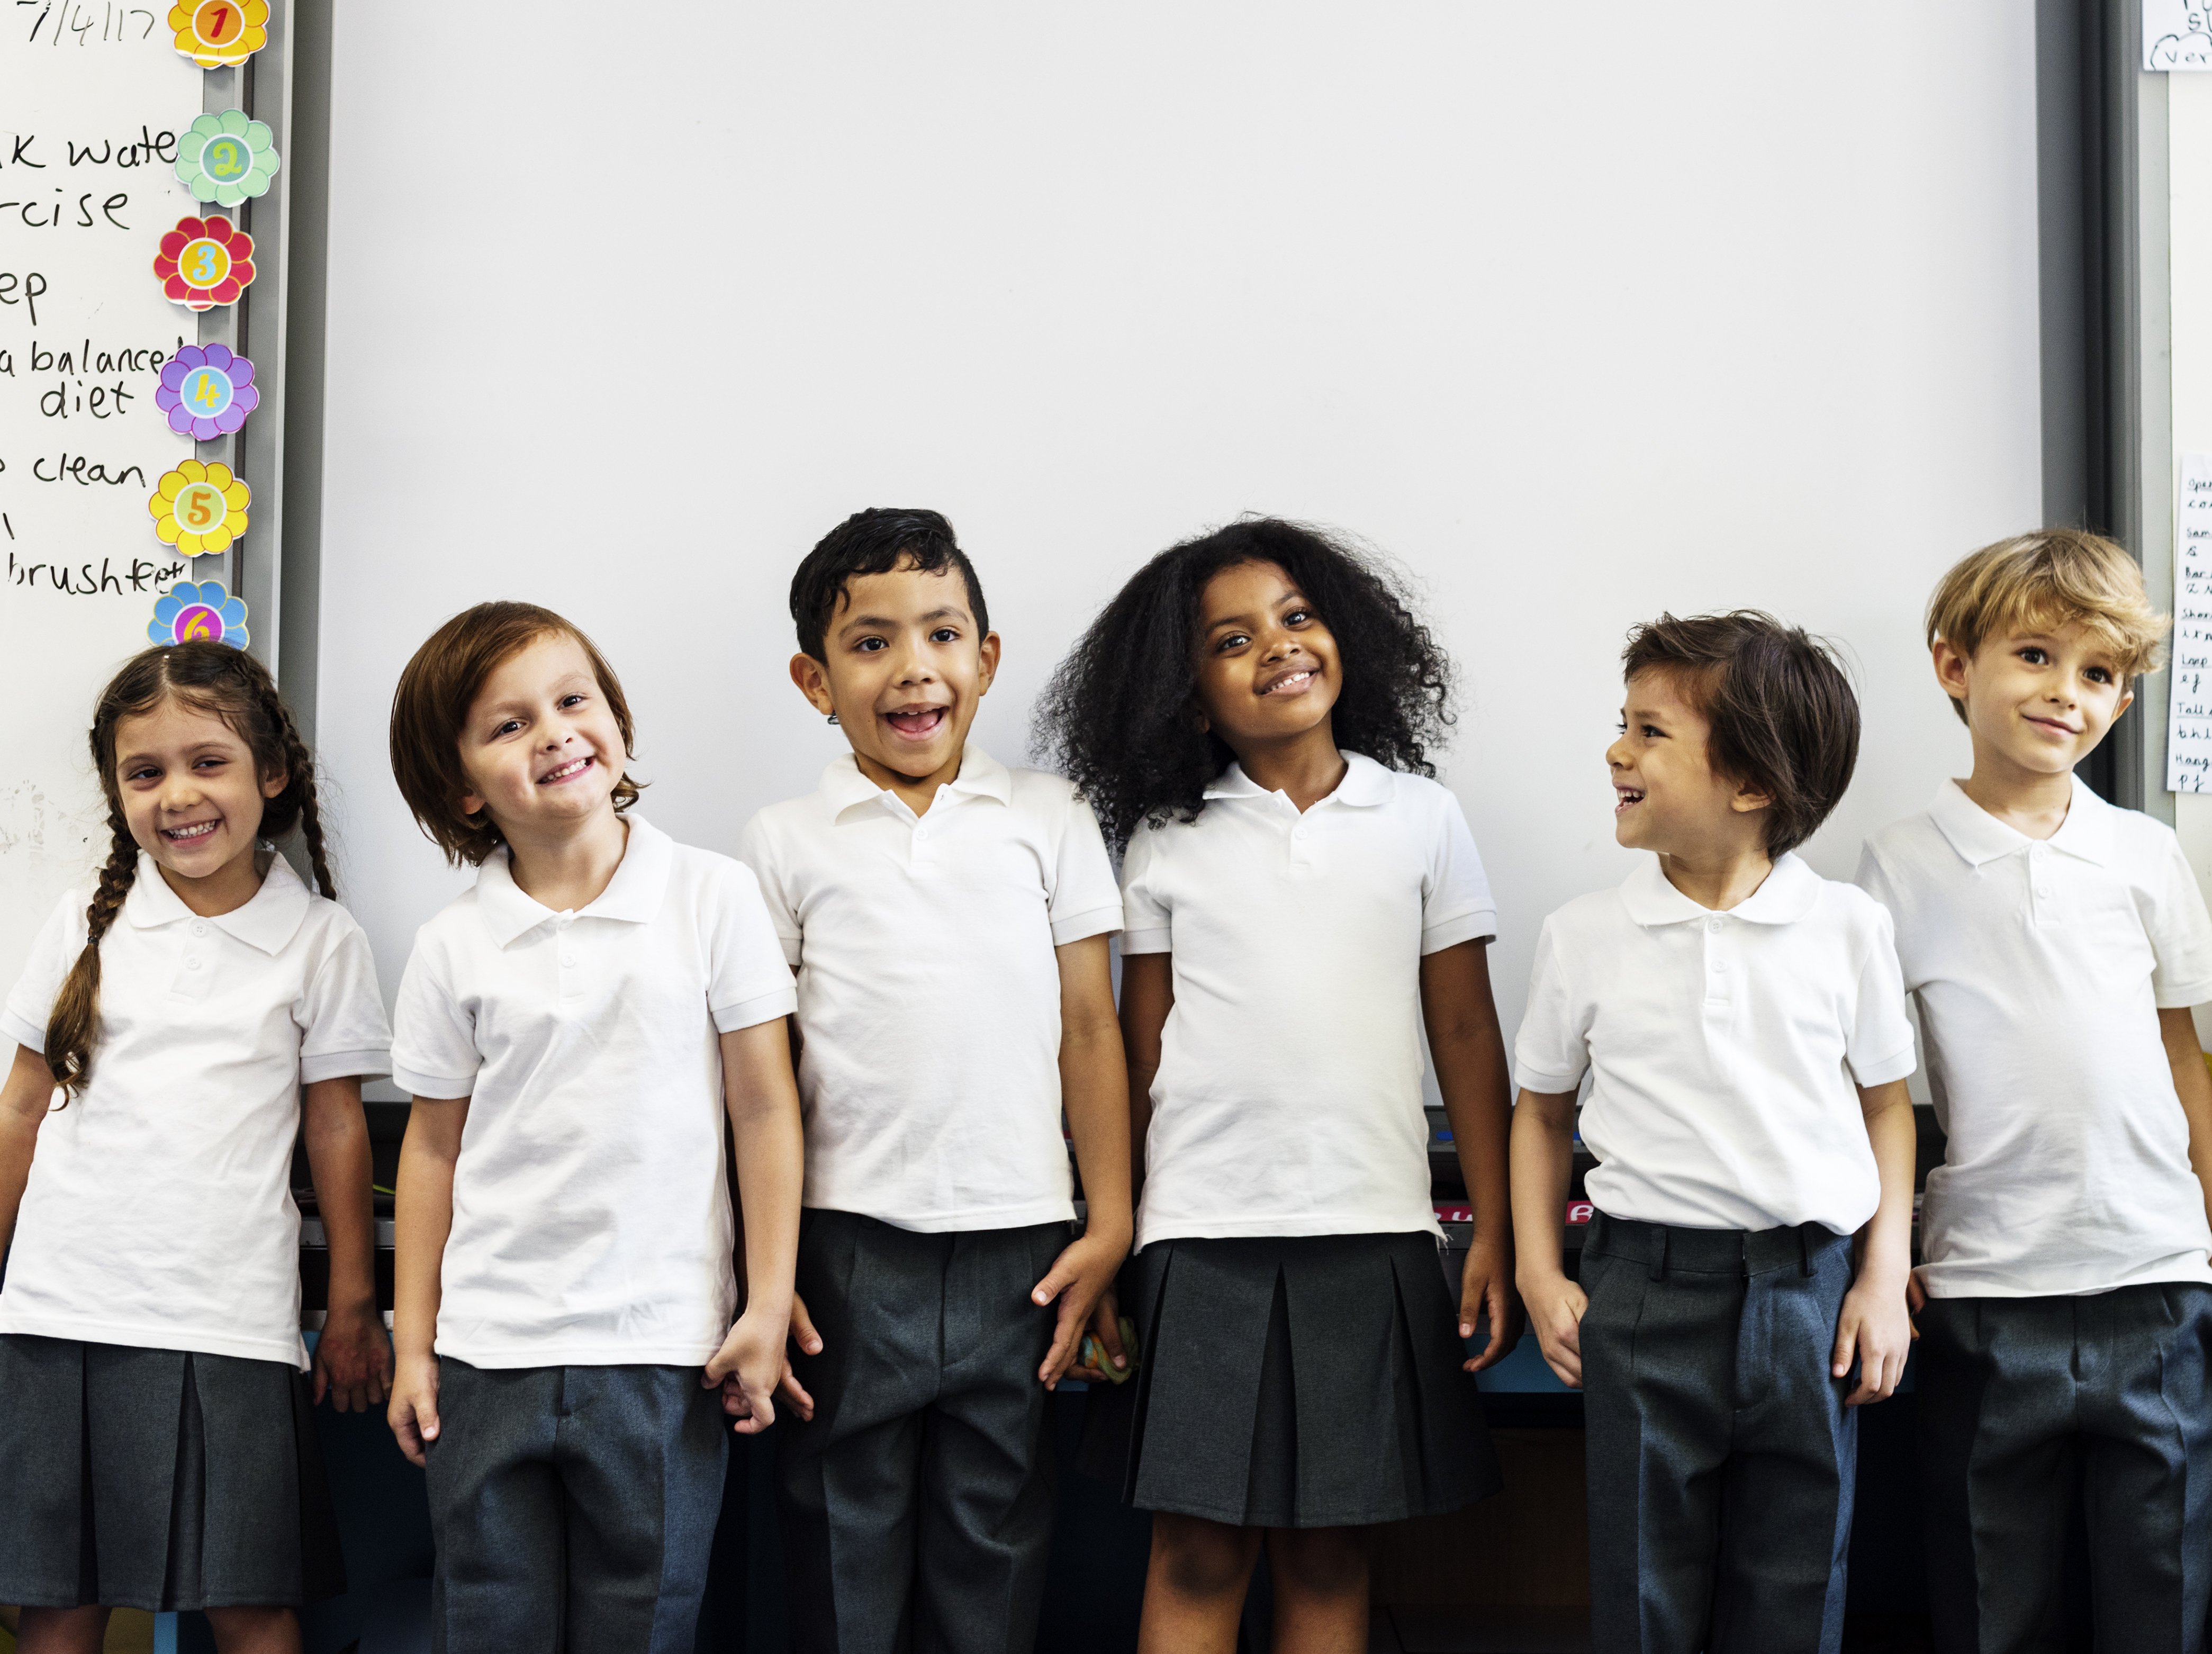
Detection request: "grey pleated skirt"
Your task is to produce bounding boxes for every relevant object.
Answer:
[0,1334,346,1610]
[1082,1231,1501,1528]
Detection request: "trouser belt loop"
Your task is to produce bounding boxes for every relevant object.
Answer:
[1800,1223,1814,1277]
[1649,1225,1668,1282]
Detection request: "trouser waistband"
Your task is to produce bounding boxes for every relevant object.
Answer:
[1584,1210,1850,1281]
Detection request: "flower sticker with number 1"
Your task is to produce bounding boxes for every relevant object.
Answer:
[169,0,268,68]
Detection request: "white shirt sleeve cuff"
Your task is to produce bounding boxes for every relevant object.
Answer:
[1847,1045,1918,1088]
[1048,904,1123,947]
[1514,1061,1585,1096]
[390,1061,478,1101]
[1420,909,1499,955]
[712,984,800,1034]
[300,1049,393,1085]
[0,1007,47,1055]
[2154,978,2212,1010]
[1119,926,1171,955]
[774,932,802,969]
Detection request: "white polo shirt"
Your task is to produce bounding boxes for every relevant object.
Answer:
[1123,754,1498,1248]
[1856,779,2212,1298]
[735,747,1122,1233]
[389,817,796,1368]
[1,856,390,1369]
[1515,853,1915,1234]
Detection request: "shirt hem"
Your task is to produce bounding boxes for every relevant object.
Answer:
[0,1008,47,1054]
[2155,979,2212,1010]
[1918,1255,2212,1298]
[1136,1213,1444,1250]
[1847,1046,1918,1087]
[432,1341,728,1369]
[1119,928,1170,955]
[390,1062,477,1099]
[1048,905,1123,947]
[1513,1065,1584,1096]
[300,1048,392,1085]
[0,1311,308,1371]
[802,1198,1077,1233]
[711,984,799,1033]
[1420,911,1499,956]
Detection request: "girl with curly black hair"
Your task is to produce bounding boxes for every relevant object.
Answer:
[1034,519,1519,1651]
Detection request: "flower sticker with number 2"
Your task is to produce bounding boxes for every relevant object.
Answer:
[169,0,268,69]
[175,111,281,208]
[154,215,255,311]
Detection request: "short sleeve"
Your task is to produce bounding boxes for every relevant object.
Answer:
[389,933,480,1100]
[1420,788,1499,954]
[1850,839,1925,994]
[296,916,394,1084]
[1045,790,1122,947]
[2148,830,2212,1008]
[1118,824,1169,955]
[1,889,88,1054]
[1844,904,1917,1086]
[734,811,803,968]
[1512,917,1593,1095]
[706,860,801,1033]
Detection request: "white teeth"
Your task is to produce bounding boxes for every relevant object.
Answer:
[1266,671,1312,694]
[541,758,590,783]
[164,821,218,840]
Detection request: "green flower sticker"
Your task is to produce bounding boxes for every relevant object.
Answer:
[175,110,281,207]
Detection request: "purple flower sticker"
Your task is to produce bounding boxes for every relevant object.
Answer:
[156,342,259,440]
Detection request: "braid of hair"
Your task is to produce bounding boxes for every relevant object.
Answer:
[43,810,141,1100]
[286,721,337,900]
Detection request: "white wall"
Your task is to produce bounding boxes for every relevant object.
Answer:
[314,3,2037,1043]
[2171,75,2212,933]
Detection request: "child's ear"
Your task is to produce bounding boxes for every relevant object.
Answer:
[1728,783,1774,818]
[1931,637,1972,707]
[976,631,1002,695]
[789,654,837,718]
[259,768,288,801]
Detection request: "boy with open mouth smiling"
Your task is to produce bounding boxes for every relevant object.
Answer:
[736,509,1132,1654]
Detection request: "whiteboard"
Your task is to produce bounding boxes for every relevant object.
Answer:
[0,19,205,992]
[313,4,2035,1048]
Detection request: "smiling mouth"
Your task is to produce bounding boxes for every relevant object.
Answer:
[885,706,949,738]
[2024,716,2080,737]
[538,756,594,785]
[160,820,220,843]
[1614,788,1645,816]
[1259,668,1315,697]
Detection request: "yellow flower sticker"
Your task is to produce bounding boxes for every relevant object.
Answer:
[149,460,251,557]
[169,0,269,69]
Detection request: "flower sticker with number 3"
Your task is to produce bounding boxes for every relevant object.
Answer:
[169,0,268,68]
[154,214,255,311]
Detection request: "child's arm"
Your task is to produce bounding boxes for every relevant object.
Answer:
[2160,1007,2212,1251]
[705,1018,807,1434]
[1069,950,1169,1383]
[303,1075,390,1413]
[1032,934,1133,1389]
[0,1045,55,1256]
[1420,939,1522,1373]
[1511,1086,1585,1387]
[387,1093,467,1468]
[1834,1078,1915,1405]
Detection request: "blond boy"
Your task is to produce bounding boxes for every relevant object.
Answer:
[1856,531,2212,1652]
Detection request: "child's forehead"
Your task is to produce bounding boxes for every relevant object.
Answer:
[830,560,974,624]
[113,693,249,756]
[1622,663,1714,717]
[1981,608,2124,658]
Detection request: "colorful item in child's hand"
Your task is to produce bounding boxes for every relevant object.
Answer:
[154,215,255,311]
[169,0,268,68]
[148,460,250,557]
[175,111,281,207]
[149,580,249,649]
[1078,1316,1141,1384]
[156,344,258,440]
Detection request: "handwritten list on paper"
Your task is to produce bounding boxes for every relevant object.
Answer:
[2169,454,2212,791]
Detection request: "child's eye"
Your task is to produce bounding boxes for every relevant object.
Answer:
[124,765,159,783]
[929,627,959,644]
[193,756,225,771]
[1217,632,1250,652]
[2019,647,2048,665]
[855,637,886,653]
[1284,609,1312,626]
[2085,665,2113,684]
[493,719,523,738]
[559,694,587,710]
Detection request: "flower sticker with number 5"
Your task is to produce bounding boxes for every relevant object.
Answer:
[175,111,280,209]
[156,344,258,440]
[149,460,250,558]
[154,215,255,311]
[169,0,268,68]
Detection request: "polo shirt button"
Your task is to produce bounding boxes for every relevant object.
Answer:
[186,957,202,971]
[560,953,577,968]
[1711,958,1730,973]
[190,922,207,937]
[2034,887,2052,899]
[1706,918,1723,933]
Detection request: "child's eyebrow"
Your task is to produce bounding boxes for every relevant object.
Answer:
[838,607,970,634]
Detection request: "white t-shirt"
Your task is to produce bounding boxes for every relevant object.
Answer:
[1856,779,2212,1298]
[1,855,390,1369]
[735,747,1122,1233]
[1123,754,1497,1248]
[389,817,797,1368]
[1514,853,1915,1234]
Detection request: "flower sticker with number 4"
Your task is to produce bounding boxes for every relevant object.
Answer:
[154,215,255,311]
[149,460,250,558]
[175,111,280,209]
[156,344,258,440]
[169,0,268,68]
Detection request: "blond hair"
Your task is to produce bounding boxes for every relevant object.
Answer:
[1925,530,2168,721]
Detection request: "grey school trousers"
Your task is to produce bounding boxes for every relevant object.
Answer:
[775,1208,1067,1654]
[1578,1211,1858,1654]
[423,1359,727,1654]
[1917,1283,2212,1654]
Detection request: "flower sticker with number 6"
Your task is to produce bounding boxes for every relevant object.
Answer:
[149,460,250,558]
[175,111,280,208]
[169,0,268,68]
[156,343,258,441]
[154,214,255,311]
[150,580,250,650]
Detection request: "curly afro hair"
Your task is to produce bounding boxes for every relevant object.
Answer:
[1032,517,1457,851]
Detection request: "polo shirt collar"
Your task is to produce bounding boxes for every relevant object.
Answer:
[1202,751,1395,808]
[474,815,673,946]
[817,746,1013,819]
[122,848,311,955]
[1618,849,1823,928]
[1928,775,2113,869]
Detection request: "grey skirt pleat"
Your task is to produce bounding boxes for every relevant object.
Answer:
[0,1334,346,1611]
[1083,1231,1501,1529]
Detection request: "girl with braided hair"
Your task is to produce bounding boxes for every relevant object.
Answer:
[0,640,390,1654]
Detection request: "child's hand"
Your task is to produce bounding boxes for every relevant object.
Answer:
[718,1294,818,1425]
[1519,1270,1588,1389]
[1906,1268,1928,1315]
[387,1353,442,1468]
[1458,1235,1524,1374]
[704,1305,789,1434]
[313,1296,393,1414]
[1032,1227,1131,1389]
[1834,1273,1911,1405]
[1068,1287,1130,1384]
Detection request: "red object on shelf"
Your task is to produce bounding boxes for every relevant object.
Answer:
[1566,1201,1593,1225]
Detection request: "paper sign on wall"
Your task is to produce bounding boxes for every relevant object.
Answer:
[2168,454,2212,790]
[2146,1,2212,70]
